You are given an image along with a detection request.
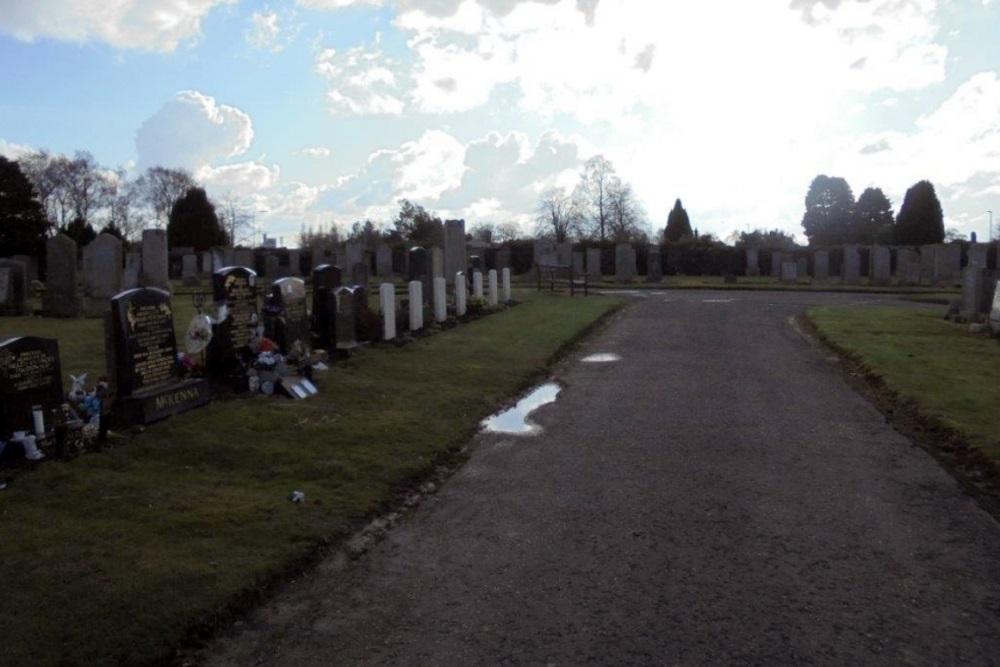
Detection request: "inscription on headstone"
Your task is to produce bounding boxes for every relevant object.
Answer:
[212,267,259,363]
[0,336,63,438]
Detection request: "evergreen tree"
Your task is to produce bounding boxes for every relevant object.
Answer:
[800,175,855,246]
[854,187,895,244]
[894,180,944,245]
[61,216,97,247]
[663,199,693,242]
[167,187,226,251]
[0,156,50,257]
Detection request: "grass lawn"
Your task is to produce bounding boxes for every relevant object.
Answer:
[0,290,621,667]
[807,305,1000,463]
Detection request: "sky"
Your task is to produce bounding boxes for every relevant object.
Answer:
[1,0,998,247]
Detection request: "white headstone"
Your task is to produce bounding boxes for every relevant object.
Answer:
[379,282,396,340]
[434,277,447,322]
[473,270,483,299]
[502,268,511,303]
[989,280,1000,334]
[408,281,423,331]
[488,269,498,306]
[455,272,467,316]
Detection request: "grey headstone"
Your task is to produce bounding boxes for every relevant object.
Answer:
[781,261,797,283]
[141,229,169,291]
[936,243,961,285]
[0,259,28,316]
[345,244,363,274]
[920,245,936,285]
[871,246,891,285]
[961,265,983,319]
[181,253,199,286]
[495,247,511,271]
[43,233,80,317]
[896,248,919,284]
[222,247,235,268]
[352,261,370,288]
[842,245,861,285]
[287,249,300,277]
[796,257,808,281]
[556,242,573,268]
[967,244,987,268]
[587,248,602,277]
[408,281,424,331]
[83,233,124,316]
[431,247,444,279]
[234,249,254,270]
[200,251,213,276]
[745,248,760,277]
[376,245,393,277]
[379,282,396,340]
[770,251,782,278]
[615,243,636,283]
[264,254,279,279]
[647,247,663,283]
[573,251,585,276]
[444,220,466,286]
[813,251,829,281]
[125,252,142,290]
[535,239,558,267]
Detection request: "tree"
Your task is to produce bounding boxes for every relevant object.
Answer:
[606,182,646,242]
[854,187,895,244]
[215,192,254,247]
[167,187,226,251]
[299,222,341,250]
[0,156,50,257]
[894,180,944,245]
[393,199,443,246]
[536,187,581,242]
[800,175,855,246]
[573,155,619,241]
[137,166,197,227]
[734,228,797,249]
[468,222,495,244]
[347,219,381,248]
[61,217,97,247]
[663,198,693,242]
[494,220,523,243]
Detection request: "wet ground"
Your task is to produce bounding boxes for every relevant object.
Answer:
[201,290,1000,666]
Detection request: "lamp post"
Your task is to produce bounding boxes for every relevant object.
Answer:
[989,210,993,243]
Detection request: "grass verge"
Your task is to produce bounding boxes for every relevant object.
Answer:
[0,291,622,667]
[805,304,1000,517]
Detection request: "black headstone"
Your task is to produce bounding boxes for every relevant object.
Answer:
[109,288,209,424]
[311,264,341,349]
[212,267,259,363]
[269,277,309,353]
[0,336,63,439]
[408,247,428,282]
[334,286,359,352]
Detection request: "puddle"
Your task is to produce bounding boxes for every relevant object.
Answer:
[481,383,561,434]
[582,353,621,363]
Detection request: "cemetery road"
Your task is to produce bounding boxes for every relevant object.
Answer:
[202,290,1000,666]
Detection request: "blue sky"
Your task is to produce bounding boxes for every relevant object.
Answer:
[1,0,998,246]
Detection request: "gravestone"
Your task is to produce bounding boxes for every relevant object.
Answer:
[968,244,987,268]
[781,261,797,283]
[408,281,424,330]
[587,248,602,278]
[263,254,279,279]
[573,251,585,276]
[434,277,447,323]
[745,248,760,277]
[0,336,63,440]
[221,247,235,268]
[556,243,573,268]
[936,244,961,285]
[444,220,466,286]
[287,249,300,277]
[83,233,124,317]
[535,239,558,267]
[124,252,142,289]
[409,246,431,305]
[895,248,918,284]
[431,247,444,280]
[43,233,80,317]
[615,244,636,283]
[495,247,511,271]
[234,249,254,270]
[352,262,370,288]
[796,257,808,281]
[109,288,210,424]
[141,229,169,291]
[311,248,329,274]
[920,245,936,285]
[345,243,363,274]
[376,245,393,277]
[182,254,199,286]
[813,250,829,281]
[211,267,259,370]
[871,246,891,285]
[843,245,861,285]
[488,269,498,306]
[10,254,37,283]
[311,264,342,349]
[770,251,782,278]
[989,280,1000,334]
[268,278,309,353]
[647,248,663,283]
[455,272,468,316]
[379,283,396,340]
[473,271,484,299]
[502,268,512,302]
[0,259,29,316]
[334,286,360,352]
[961,266,983,319]
[201,252,213,276]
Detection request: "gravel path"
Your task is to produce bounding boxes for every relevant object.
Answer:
[203,291,1000,666]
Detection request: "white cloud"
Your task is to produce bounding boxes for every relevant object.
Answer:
[199,162,280,194]
[302,146,332,157]
[246,11,281,52]
[0,0,236,52]
[315,41,406,115]
[0,139,36,160]
[135,91,254,172]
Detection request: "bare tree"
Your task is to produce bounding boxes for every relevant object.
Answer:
[299,221,342,250]
[103,172,147,241]
[494,220,523,243]
[136,166,197,227]
[215,191,254,247]
[536,186,582,242]
[572,155,619,241]
[606,182,648,242]
[469,222,495,244]
[63,151,113,225]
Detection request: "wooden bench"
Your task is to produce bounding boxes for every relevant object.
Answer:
[535,263,588,296]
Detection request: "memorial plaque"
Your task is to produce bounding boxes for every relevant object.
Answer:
[0,336,63,438]
[213,267,259,354]
[110,288,181,396]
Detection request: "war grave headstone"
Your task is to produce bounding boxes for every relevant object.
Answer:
[615,244,636,283]
[796,257,809,281]
[473,271,484,299]
[586,248,602,278]
[0,336,66,460]
[311,264,342,349]
[210,267,259,376]
[109,288,210,424]
[408,281,424,331]
[936,244,961,285]
[409,246,432,305]
[376,245,393,277]
[781,261,798,283]
[813,251,829,281]
[488,269,498,306]
[871,246,891,285]
[141,229,169,292]
[379,283,397,340]
[43,233,81,317]
[266,278,309,354]
[647,248,663,283]
[842,245,861,285]
[745,248,760,277]
[0,259,29,316]
[455,272,468,316]
[434,277,448,323]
